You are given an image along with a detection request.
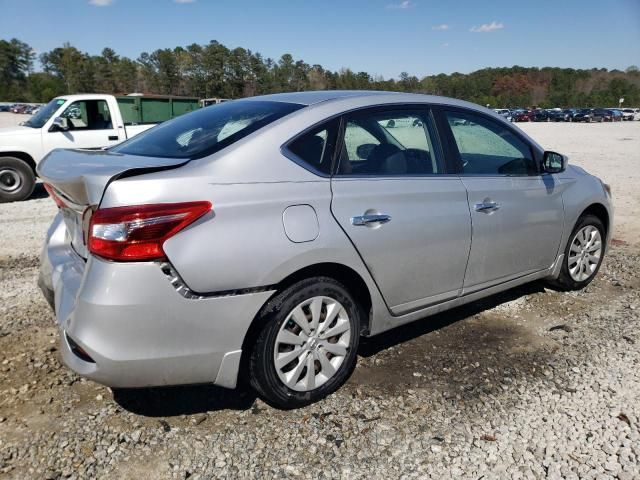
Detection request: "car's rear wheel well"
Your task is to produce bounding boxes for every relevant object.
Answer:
[580,203,609,237]
[237,263,373,387]
[0,152,37,175]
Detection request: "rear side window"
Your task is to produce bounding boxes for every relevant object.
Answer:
[337,109,441,176]
[287,120,338,175]
[444,110,536,176]
[112,100,304,159]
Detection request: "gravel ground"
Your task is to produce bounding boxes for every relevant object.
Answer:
[0,115,639,479]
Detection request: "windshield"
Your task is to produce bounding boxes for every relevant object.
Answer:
[23,98,67,128]
[112,100,304,159]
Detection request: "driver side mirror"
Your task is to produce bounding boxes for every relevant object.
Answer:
[542,151,567,174]
[51,117,69,131]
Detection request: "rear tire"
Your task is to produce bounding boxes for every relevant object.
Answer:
[248,277,362,409]
[0,157,35,203]
[549,214,605,291]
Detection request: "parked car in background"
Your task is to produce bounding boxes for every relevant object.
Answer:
[573,108,610,123]
[573,109,593,122]
[0,94,200,202]
[621,109,637,120]
[513,109,533,122]
[0,105,10,112]
[549,109,574,122]
[10,104,28,114]
[493,108,513,122]
[38,91,612,409]
[532,109,551,122]
[594,109,613,122]
[607,109,623,122]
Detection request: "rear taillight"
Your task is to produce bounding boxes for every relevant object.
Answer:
[88,201,211,261]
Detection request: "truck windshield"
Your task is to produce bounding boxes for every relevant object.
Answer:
[112,100,305,159]
[23,98,67,128]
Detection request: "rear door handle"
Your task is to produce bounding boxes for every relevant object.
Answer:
[474,201,500,213]
[351,214,392,226]
[108,135,118,141]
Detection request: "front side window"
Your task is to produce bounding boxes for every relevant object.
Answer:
[113,100,304,159]
[445,111,536,176]
[287,120,338,175]
[337,110,441,176]
[60,100,113,131]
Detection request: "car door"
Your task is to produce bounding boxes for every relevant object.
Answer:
[438,108,564,292]
[43,99,121,152]
[329,106,471,314]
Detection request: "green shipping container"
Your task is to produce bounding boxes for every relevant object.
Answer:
[116,95,200,125]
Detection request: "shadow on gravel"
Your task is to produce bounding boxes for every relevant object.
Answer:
[349,279,565,401]
[358,280,547,357]
[29,182,49,201]
[112,383,257,417]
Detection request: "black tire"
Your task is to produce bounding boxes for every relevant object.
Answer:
[248,276,362,409]
[0,156,35,203]
[549,214,606,291]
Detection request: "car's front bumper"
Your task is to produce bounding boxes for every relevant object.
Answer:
[39,212,274,389]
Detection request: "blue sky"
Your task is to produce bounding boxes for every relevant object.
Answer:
[2,0,639,78]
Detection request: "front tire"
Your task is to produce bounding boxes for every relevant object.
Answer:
[0,157,35,203]
[550,214,605,291]
[248,277,362,409]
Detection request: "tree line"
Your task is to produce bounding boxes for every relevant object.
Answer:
[1,37,639,108]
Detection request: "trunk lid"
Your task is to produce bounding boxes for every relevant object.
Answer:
[38,148,188,258]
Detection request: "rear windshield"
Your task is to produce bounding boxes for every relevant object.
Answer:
[111,100,304,159]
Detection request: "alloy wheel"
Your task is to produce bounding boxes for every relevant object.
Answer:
[568,225,602,282]
[273,296,351,392]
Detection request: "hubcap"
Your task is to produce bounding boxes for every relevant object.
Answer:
[0,168,21,193]
[273,296,351,392]
[568,225,602,282]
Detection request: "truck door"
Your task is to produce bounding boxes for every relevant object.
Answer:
[43,99,122,152]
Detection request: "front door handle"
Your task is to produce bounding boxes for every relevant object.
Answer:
[351,214,392,226]
[474,201,501,213]
[108,135,118,141]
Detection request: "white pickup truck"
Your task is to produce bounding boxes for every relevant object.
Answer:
[0,93,199,202]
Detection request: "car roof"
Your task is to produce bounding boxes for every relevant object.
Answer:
[241,90,484,111]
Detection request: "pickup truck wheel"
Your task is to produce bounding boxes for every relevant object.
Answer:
[248,276,361,409]
[549,214,605,291]
[0,157,35,203]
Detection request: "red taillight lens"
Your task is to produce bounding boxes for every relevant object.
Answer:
[44,183,67,208]
[88,201,211,261]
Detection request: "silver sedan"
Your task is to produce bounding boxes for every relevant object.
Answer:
[38,91,612,408]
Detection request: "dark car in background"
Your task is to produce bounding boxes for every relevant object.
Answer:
[594,109,613,122]
[10,104,28,114]
[573,109,593,122]
[573,108,610,123]
[532,109,551,122]
[549,109,575,122]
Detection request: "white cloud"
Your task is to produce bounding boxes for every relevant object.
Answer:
[386,1,414,9]
[89,0,113,6]
[432,24,450,31]
[469,21,504,33]
[174,0,197,3]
